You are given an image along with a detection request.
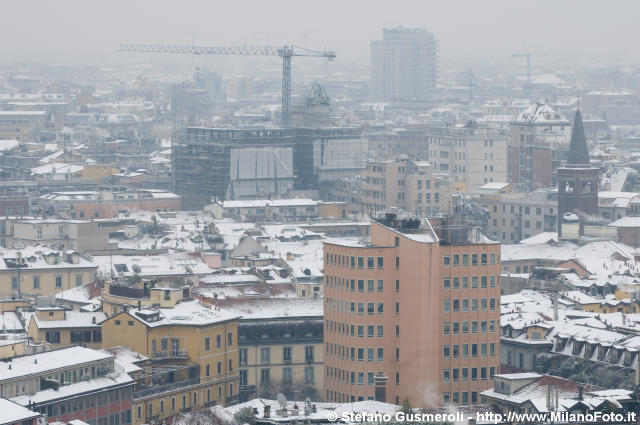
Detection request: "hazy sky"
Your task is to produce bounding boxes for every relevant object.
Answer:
[2,0,639,65]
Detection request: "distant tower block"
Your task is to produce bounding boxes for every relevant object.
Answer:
[557,109,599,237]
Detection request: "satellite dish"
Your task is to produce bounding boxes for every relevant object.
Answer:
[277,393,287,409]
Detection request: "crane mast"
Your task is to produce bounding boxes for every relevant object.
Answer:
[118,43,335,123]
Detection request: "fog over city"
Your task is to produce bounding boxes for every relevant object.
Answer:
[2,2,640,425]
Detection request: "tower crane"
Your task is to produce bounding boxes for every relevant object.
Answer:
[512,49,580,96]
[118,44,336,123]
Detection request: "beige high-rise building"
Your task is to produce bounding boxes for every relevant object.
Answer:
[361,159,454,216]
[323,215,501,407]
[370,27,438,102]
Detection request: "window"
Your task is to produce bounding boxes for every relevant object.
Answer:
[283,346,292,362]
[395,302,400,314]
[443,256,450,267]
[283,367,292,384]
[453,255,459,266]
[305,366,314,383]
[378,302,384,314]
[33,276,40,289]
[55,276,62,288]
[377,279,384,292]
[205,337,210,351]
[443,369,450,383]
[227,332,233,346]
[377,257,384,269]
[358,280,364,292]
[367,280,374,292]
[443,300,450,313]
[260,347,270,364]
[395,280,400,292]
[216,334,221,349]
[239,349,248,366]
[367,257,374,269]
[260,368,270,385]
[443,345,450,358]
[395,256,400,269]
[472,254,478,266]
[462,254,469,266]
[443,278,450,290]
[357,257,364,269]
[443,322,450,335]
[378,325,384,337]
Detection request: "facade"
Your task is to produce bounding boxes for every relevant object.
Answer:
[0,346,133,425]
[174,127,296,209]
[39,190,181,219]
[426,123,508,192]
[508,102,572,190]
[238,315,323,402]
[206,199,319,222]
[474,189,557,243]
[370,27,438,102]
[361,159,454,216]
[101,300,240,424]
[323,215,501,407]
[0,248,97,298]
[557,109,599,237]
[0,110,51,140]
[11,219,112,252]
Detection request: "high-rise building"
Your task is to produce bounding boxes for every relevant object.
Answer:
[426,122,508,192]
[557,109,599,237]
[370,27,438,102]
[508,102,571,190]
[323,215,501,406]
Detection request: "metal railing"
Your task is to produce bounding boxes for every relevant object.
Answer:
[134,377,200,398]
[151,349,188,359]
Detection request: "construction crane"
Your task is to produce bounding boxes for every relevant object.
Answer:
[118,44,336,123]
[512,49,579,96]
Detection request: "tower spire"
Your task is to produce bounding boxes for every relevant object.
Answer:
[566,108,590,166]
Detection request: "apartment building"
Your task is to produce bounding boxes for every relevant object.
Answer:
[0,346,133,424]
[0,110,51,140]
[11,219,112,252]
[426,122,508,192]
[361,159,454,216]
[370,27,438,102]
[223,299,324,402]
[39,189,181,219]
[323,214,501,407]
[27,307,106,350]
[473,187,557,244]
[508,102,571,190]
[0,248,97,298]
[101,300,240,424]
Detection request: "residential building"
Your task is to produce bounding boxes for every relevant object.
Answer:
[370,27,438,102]
[0,346,133,424]
[0,110,51,140]
[508,102,572,190]
[27,307,105,350]
[11,219,112,252]
[361,159,454,216]
[39,189,181,219]
[101,300,240,424]
[473,186,557,243]
[426,123,508,192]
[209,298,325,402]
[0,248,97,298]
[206,199,319,222]
[323,214,501,406]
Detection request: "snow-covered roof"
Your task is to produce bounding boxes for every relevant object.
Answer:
[30,310,106,329]
[0,398,41,424]
[0,346,112,381]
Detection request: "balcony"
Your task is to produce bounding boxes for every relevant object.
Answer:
[226,395,239,405]
[152,349,188,359]
[134,377,201,398]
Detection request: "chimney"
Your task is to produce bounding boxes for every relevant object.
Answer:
[578,386,583,401]
[138,300,142,311]
[92,316,96,324]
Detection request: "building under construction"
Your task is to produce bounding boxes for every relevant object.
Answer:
[174,125,365,209]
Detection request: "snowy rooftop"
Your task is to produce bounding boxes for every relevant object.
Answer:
[0,346,112,381]
[30,310,106,329]
[0,398,41,423]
